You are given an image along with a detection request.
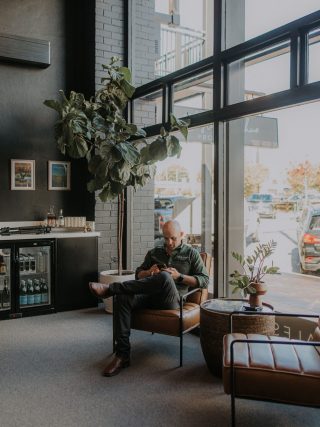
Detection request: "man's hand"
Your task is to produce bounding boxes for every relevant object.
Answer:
[137,264,160,279]
[163,267,180,280]
[149,264,161,276]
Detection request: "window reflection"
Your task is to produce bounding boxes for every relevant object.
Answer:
[154,125,214,257]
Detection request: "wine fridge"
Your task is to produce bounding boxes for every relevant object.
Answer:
[0,240,55,319]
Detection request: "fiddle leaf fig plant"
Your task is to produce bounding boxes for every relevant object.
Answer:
[229,240,280,297]
[44,57,189,275]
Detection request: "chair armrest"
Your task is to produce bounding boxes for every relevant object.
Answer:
[228,310,319,333]
[179,287,201,323]
[179,287,201,305]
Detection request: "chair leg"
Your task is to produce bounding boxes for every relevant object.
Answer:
[180,331,183,367]
[112,296,116,353]
[231,393,236,427]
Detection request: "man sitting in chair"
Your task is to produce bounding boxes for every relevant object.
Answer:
[89,220,209,377]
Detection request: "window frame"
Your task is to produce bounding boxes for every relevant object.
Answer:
[126,2,320,297]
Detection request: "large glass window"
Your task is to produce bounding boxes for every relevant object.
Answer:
[227,102,320,313]
[227,41,290,105]
[173,71,213,118]
[133,89,163,127]
[308,28,320,84]
[225,0,320,49]
[132,0,213,85]
[154,125,214,290]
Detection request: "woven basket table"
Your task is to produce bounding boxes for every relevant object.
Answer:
[200,298,275,377]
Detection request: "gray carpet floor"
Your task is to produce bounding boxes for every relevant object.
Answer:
[0,308,319,427]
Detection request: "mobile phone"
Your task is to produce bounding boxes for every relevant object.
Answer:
[157,263,167,269]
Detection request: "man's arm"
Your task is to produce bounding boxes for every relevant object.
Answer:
[163,250,209,288]
[135,251,160,279]
[136,265,160,279]
[190,250,210,288]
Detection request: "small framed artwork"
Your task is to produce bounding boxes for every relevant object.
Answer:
[11,159,35,190]
[48,161,71,190]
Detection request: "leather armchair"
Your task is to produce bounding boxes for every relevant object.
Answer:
[113,252,212,367]
[223,312,320,427]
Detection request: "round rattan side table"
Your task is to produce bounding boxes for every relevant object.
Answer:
[200,298,275,377]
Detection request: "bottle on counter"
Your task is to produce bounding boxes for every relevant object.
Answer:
[0,255,7,275]
[20,280,28,306]
[47,205,56,227]
[2,278,10,309]
[58,209,65,227]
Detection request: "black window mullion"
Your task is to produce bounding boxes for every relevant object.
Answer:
[290,33,299,89]
[162,84,167,124]
[167,83,173,122]
[222,61,228,107]
[299,30,308,86]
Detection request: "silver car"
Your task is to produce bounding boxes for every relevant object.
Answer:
[297,205,320,273]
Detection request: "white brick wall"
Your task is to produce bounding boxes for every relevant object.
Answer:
[95,0,155,273]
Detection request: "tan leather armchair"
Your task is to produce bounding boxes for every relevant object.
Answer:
[223,312,320,427]
[113,252,212,367]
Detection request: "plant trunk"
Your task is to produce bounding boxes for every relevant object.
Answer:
[117,191,125,276]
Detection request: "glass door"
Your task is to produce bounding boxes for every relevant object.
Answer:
[0,247,11,315]
[17,241,53,311]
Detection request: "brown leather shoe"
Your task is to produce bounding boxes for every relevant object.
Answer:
[89,282,112,299]
[103,355,130,377]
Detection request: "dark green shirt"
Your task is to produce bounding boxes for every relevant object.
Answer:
[135,243,209,296]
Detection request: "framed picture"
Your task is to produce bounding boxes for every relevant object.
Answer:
[48,161,71,190]
[11,159,35,190]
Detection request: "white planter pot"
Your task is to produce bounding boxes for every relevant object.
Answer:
[99,270,135,314]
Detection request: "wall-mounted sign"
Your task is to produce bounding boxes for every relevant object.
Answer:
[244,116,278,148]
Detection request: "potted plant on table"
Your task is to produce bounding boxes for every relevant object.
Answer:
[229,240,280,310]
[44,57,189,311]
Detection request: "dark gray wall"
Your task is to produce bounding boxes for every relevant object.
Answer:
[0,0,95,221]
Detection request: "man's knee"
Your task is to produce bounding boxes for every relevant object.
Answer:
[158,271,175,287]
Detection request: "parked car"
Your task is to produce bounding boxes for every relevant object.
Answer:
[297,205,320,274]
[247,193,276,219]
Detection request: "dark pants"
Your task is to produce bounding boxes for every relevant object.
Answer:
[109,271,180,359]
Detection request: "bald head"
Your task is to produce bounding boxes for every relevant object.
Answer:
[162,220,184,253]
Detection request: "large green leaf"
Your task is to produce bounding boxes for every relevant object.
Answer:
[87,176,105,193]
[119,66,132,82]
[167,135,182,157]
[67,135,88,158]
[119,79,135,98]
[110,162,131,184]
[88,155,102,174]
[148,137,168,162]
[113,142,140,166]
[43,99,62,114]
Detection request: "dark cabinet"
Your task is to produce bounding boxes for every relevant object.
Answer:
[55,237,98,311]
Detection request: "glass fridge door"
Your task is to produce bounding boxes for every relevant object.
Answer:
[0,248,11,312]
[18,244,51,308]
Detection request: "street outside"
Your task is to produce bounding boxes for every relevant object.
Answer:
[246,210,320,314]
